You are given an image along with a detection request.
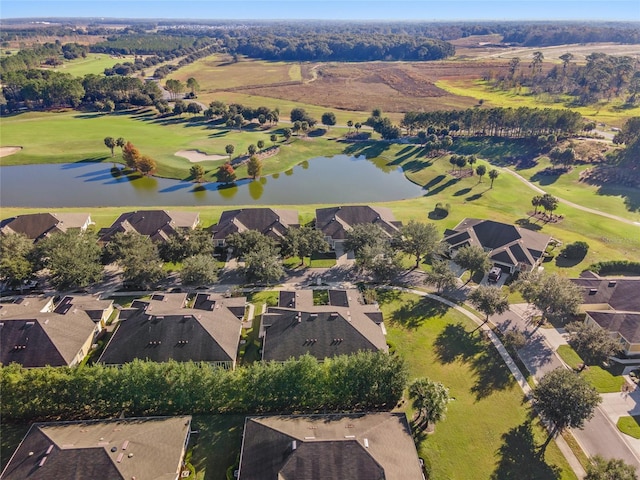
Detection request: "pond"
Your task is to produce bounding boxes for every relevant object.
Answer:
[0,155,425,207]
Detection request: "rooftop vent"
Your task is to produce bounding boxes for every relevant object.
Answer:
[122,440,129,450]
[364,438,369,448]
[291,440,297,451]
[589,288,598,295]
[38,457,48,467]
[608,281,617,287]
[46,445,54,455]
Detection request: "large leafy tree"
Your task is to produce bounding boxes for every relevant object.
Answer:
[424,259,458,293]
[243,246,284,285]
[159,229,213,264]
[321,111,336,129]
[565,321,623,365]
[247,155,262,179]
[282,226,329,265]
[217,163,236,184]
[190,164,205,183]
[107,232,163,288]
[585,456,638,480]
[39,230,103,289]
[395,220,441,268]
[533,368,601,452]
[122,141,141,170]
[0,233,36,286]
[226,230,278,258]
[408,377,450,430]
[514,271,582,324]
[180,254,219,286]
[453,245,491,280]
[468,285,510,323]
[136,155,156,176]
[344,224,386,256]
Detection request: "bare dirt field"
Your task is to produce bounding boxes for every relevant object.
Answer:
[175,150,228,163]
[0,146,22,158]
[235,60,509,113]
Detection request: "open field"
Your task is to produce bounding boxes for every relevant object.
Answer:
[380,292,576,480]
[436,78,640,126]
[48,53,129,77]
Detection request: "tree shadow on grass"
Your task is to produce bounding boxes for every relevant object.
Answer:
[425,178,459,196]
[515,218,543,231]
[470,342,516,400]
[424,175,446,190]
[491,421,562,480]
[453,187,472,197]
[465,192,484,201]
[434,323,482,364]
[391,297,450,330]
[343,141,391,159]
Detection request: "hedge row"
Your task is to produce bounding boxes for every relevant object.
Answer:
[587,260,640,275]
[1,352,407,422]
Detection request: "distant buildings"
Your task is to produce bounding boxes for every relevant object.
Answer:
[211,208,299,247]
[98,210,199,244]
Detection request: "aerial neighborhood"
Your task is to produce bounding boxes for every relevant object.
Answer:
[1,7,640,480]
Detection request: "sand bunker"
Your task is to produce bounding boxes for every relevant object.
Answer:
[175,150,228,163]
[0,146,22,158]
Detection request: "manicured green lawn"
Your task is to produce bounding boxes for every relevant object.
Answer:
[617,416,640,439]
[556,345,625,393]
[378,291,577,480]
[50,53,127,77]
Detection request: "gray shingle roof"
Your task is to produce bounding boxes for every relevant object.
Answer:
[261,290,387,361]
[444,218,551,269]
[0,296,100,367]
[238,413,423,480]
[1,416,191,480]
[99,294,243,365]
[573,277,640,312]
[587,311,640,344]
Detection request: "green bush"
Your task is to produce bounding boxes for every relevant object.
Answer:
[1,352,407,421]
[587,260,640,275]
[560,241,589,260]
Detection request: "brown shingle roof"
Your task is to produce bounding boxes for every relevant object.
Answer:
[98,210,198,243]
[211,208,299,241]
[315,206,401,241]
[572,277,640,312]
[1,213,91,242]
[587,311,640,344]
[238,413,423,480]
[1,416,191,480]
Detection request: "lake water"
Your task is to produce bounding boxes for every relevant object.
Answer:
[0,155,425,207]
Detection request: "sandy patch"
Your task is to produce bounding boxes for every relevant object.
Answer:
[175,150,228,163]
[0,146,22,158]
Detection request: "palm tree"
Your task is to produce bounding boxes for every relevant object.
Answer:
[531,195,543,215]
[476,164,487,182]
[408,377,450,430]
[489,169,500,188]
[347,120,353,133]
[104,137,116,157]
[270,134,278,146]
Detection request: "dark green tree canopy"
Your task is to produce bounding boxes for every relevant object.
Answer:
[468,285,510,322]
[180,254,219,286]
[453,245,491,279]
[106,231,163,288]
[565,321,623,365]
[395,220,441,268]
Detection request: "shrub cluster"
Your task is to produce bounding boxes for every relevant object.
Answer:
[587,260,640,276]
[1,352,407,422]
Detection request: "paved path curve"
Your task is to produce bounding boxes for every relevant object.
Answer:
[502,168,640,226]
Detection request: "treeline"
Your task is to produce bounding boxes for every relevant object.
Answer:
[1,70,164,111]
[229,33,455,62]
[493,52,640,106]
[0,352,407,421]
[0,42,88,73]
[402,107,584,138]
[91,34,217,55]
[501,23,640,46]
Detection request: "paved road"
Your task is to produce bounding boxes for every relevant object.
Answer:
[493,305,640,472]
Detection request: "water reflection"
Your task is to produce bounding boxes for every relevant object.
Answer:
[0,154,425,207]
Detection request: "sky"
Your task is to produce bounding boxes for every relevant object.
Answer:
[2,0,639,22]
